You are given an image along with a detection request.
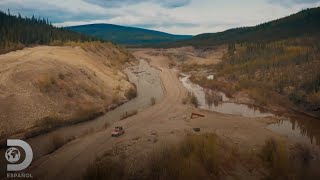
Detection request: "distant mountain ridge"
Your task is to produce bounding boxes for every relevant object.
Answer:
[163,7,320,48]
[68,24,192,46]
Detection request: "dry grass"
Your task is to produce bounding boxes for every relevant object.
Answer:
[146,134,225,179]
[37,74,58,93]
[0,43,24,55]
[190,75,234,98]
[120,110,138,120]
[182,92,199,108]
[259,138,319,179]
[260,138,290,179]
[62,41,134,68]
[72,103,105,123]
[190,93,199,108]
[83,134,320,180]
[248,88,271,106]
[84,158,125,180]
[24,104,104,139]
[83,134,236,180]
[168,60,177,68]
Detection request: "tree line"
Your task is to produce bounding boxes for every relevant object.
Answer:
[162,7,320,48]
[0,10,99,54]
[218,37,320,112]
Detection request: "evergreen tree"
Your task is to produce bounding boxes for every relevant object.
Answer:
[0,10,99,54]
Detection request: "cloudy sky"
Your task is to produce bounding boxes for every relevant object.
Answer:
[0,0,319,35]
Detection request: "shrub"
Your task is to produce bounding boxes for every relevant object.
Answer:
[84,158,125,180]
[37,74,58,93]
[125,85,137,100]
[260,138,290,179]
[83,134,234,180]
[190,93,199,108]
[205,90,222,106]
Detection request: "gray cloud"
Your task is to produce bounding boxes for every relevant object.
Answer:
[268,0,320,6]
[0,0,115,23]
[160,0,192,8]
[83,0,191,8]
[131,22,197,29]
[5,8,108,23]
[1,0,319,35]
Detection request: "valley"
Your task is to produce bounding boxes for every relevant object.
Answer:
[0,47,318,179]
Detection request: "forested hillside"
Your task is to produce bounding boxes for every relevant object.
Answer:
[188,36,320,115]
[174,7,320,115]
[0,10,97,54]
[165,7,320,48]
[223,37,320,111]
[68,24,192,46]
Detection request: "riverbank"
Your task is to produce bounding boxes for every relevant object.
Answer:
[0,58,164,176]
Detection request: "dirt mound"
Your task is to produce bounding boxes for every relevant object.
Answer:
[0,44,135,139]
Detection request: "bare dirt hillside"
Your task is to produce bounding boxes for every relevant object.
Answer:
[140,46,226,65]
[0,44,135,140]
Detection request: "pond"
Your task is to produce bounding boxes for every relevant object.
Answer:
[179,73,320,149]
[179,74,273,118]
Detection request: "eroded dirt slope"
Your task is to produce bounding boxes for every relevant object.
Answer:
[0,44,135,139]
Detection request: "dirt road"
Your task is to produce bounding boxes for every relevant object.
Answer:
[22,49,287,180]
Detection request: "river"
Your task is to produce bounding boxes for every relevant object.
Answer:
[179,74,320,150]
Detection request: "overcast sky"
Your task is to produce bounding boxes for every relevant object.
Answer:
[0,0,319,35]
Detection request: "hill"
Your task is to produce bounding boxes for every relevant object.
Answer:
[0,11,137,139]
[165,7,320,48]
[0,11,98,54]
[68,24,192,46]
[176,7,320,115]
[0,42,136,140]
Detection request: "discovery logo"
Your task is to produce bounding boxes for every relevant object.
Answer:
[5,139,33,178]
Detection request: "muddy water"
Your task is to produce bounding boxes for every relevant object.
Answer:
[179,74,320,149]
[267,114,320,147]
[179,74,273,118]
